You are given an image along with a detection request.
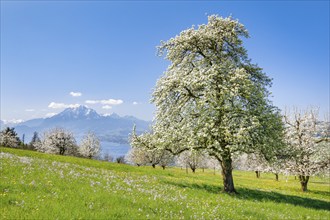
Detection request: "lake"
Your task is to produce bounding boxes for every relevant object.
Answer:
[100,141,131,159]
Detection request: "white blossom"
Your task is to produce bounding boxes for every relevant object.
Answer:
[79,131,101,159]
[284,107,330,191]
[36,128,77,156]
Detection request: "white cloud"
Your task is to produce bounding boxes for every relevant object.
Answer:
[102,105,112,109]
[25,109,35,112]
[70,92,82,97]
[85,99,123,105]
[101,99,123,105]
[45,112,57,118]
[85,100,99,104]
[132,101,138,105]
[48,102,80,109]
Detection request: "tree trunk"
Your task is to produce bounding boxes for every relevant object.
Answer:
[59,147,65,155]
[162,166,165,170]
[220,157,236,193]
[299,175,309,192]
[202,168,204,172]
[191,168,196,173]
[255,171,261,178]
[152,164,156,168]
[275,173,279,181]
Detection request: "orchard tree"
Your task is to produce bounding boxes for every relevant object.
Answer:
[245,153,269,178]
[0,127,21,148]
[79,131,101,159]
[207,157,222,175]
[284,108,330,191]
[37,128,77,155]
[126,146,148,166]
[130,130,159,168]
[130,127,174,168]
[148,15,284,193]
[158,150,174,170]
[176,150,208,173]
[267,157,286,181]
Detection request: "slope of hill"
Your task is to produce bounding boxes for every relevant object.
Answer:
[1,147,329,219]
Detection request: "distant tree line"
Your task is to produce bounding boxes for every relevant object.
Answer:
[0,127,102,159]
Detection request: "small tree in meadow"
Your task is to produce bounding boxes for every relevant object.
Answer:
[284,108,330,191]
[37,128,77,155]
[126,146,148,166]
[0,127,21,148]
[245,153,269,178]
[130,127,174,168]
[176,151,208,173]
[79,131,101,159]
[158,150,174,170]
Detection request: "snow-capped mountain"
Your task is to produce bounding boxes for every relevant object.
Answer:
[8,106,150,144]
[49,105,101,120]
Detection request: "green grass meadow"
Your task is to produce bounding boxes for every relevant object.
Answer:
[1,147,329,219]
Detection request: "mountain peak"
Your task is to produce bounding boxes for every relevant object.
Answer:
[109,113,121,119]
[50,105,101,120]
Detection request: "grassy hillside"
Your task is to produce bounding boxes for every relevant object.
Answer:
[1,147,329,219]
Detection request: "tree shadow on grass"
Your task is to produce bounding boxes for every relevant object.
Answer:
[164,181,330,211]
[307,189,330,198]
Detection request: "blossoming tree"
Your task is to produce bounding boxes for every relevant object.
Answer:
[36,128,77,155]
[0,127,21,148]
[176,150,208,173]
[148,15,284,193]
[284,108,330,191]
[79,131,101,159]
[130,129,174,169]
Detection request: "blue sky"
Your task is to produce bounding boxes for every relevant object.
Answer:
[1,1,329,122]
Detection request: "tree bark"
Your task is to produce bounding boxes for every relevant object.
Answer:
[162,166,166,170]
[275,173,279,181]
[299,175,309,192]
[220,156,236,193]
[152,164,156,168]
[255,171,261,178]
